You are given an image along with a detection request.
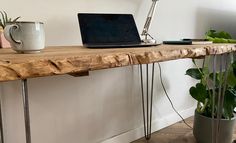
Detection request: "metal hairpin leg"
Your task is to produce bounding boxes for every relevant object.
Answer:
[211,53,231,143]
[140,63,155,140]
[21,79,31,143]
[0,92,4,143]
[211,54,217,143]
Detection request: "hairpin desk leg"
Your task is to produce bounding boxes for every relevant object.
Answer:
[140,63,155,140]
[211,53,231,143]
[21,79,31,143]
[211,54,217,143]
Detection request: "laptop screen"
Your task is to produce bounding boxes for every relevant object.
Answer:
[78,13,141,45]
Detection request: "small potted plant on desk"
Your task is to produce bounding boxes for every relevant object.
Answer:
[186,58,236,143]
[0,11,20,48]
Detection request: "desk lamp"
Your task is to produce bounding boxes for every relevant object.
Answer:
[141,0,159,44]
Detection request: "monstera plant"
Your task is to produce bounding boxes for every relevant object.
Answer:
[186,30,236,143]
[186,45,236,143]
[186,59,236,120]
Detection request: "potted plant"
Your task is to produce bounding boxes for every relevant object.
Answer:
[186,57,236,143]
[0,11,20,48]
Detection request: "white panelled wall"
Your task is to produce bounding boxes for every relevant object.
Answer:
[1,0,236,143]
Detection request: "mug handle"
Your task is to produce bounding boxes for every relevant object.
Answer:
[4,24,22,49]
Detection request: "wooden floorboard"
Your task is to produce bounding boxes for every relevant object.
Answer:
[132,117,236,143]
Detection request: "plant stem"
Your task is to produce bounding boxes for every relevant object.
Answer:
[192,59,204,75]
[200,99,208,113]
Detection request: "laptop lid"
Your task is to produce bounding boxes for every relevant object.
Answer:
[78,13,142,46]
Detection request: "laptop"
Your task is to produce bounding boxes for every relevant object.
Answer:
[78,13,158,48]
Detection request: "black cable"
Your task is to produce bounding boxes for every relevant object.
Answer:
[157,63,193,129]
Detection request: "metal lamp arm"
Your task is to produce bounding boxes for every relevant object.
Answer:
[141,0,158,39]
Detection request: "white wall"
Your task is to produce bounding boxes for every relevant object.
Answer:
[1,0,236,143]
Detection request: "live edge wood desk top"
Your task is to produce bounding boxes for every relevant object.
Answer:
[0,44,235,82]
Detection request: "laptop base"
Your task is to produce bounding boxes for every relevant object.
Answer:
[84,43,159,48]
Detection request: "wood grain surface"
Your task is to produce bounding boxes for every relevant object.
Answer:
[0,44,235,82]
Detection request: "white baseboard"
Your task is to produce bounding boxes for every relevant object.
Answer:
[101,106,195,143]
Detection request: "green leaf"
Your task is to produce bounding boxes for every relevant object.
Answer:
[228,39,236,43]
[223,89,236,119]
[0,11,5,27]
[0,19,3,28]
[12,16,20,22]
[227,68,236,88]
[211,37,228,43]
[205,29,236,43]
[218,31,232,39]
[205,30,232,39]
[186,68,203,80]
[189,83,208,103]
[202,67,209,75]
[209,72,220,87]
[192,59,196,66]
[205,30,217,38]
[232,61,236,77]
[3,11,8,24]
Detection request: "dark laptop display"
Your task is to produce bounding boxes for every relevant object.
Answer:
[78,13,157,48]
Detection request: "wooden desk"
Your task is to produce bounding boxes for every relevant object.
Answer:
[0,44,235,143]
[0,44,235,82]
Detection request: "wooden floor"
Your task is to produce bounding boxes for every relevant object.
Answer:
[132,117,236,143]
